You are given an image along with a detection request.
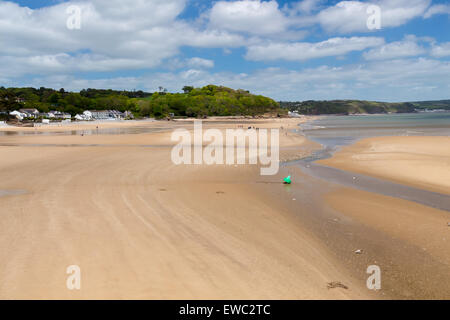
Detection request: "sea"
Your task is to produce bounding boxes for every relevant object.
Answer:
[300,112,450,159]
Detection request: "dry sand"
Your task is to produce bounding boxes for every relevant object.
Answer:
[319,136,450,195]
[0,118,369,299]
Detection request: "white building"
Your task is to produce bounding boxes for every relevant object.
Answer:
[48,111,71,119]
[124,111,134,119]
[74,110,128,121]
[86,110,126,120]
[9,110,25,120]
[19,108,40,118]
[288,111,301,118]
[83,111,93,120]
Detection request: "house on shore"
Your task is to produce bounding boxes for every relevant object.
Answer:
[89,110,125,120]
[75,110,126,121]
[288,110,301,118]
[19,108,40,119]
[47,111,71,119]
[124,111,134,119]
[10,110,25,120]
[108,110,126,119]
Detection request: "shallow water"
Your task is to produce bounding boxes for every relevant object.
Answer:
[0,190,27,197]
[288,161,450,212]
[0,126,171,137]
[301,112,450,158]
[292,112,450,212]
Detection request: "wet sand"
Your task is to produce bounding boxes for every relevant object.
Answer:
[324,188,450,299]
[309,135,450,299]
[297,161,450,211]
[262,163,450,299]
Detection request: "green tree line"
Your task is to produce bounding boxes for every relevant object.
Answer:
[0,85,281,119]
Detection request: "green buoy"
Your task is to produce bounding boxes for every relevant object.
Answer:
[283,176,292,184]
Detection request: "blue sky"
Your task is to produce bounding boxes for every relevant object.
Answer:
[0,0,449,101]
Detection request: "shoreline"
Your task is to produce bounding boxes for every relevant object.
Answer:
[276,135,450,299]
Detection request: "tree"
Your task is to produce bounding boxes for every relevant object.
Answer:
[0,90,20,112]
[48,93,60,104]
[182,86,194,94]
[1,85,282,119]
[158,86,168,95]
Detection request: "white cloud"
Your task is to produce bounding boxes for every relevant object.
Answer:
[431,42,450,58]
[246,37,384,61]
[291,0,323,14]
[363,36,426,60]
[186,57,215,69]
[317,0,431,33]
[21,57,450,102]
[0,0,245,75]
[424,4,450,19]
[208,0,289,36]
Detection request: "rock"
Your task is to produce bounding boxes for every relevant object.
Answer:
[355,249,363,255]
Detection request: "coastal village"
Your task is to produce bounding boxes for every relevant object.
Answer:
[6,107,134,123]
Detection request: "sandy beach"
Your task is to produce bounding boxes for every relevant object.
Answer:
[0,118,370,299]
[0,119,449,299]
[319,136,450,195]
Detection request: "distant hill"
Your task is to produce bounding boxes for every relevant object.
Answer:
[280,99,450,115]
[410,100,450,111]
